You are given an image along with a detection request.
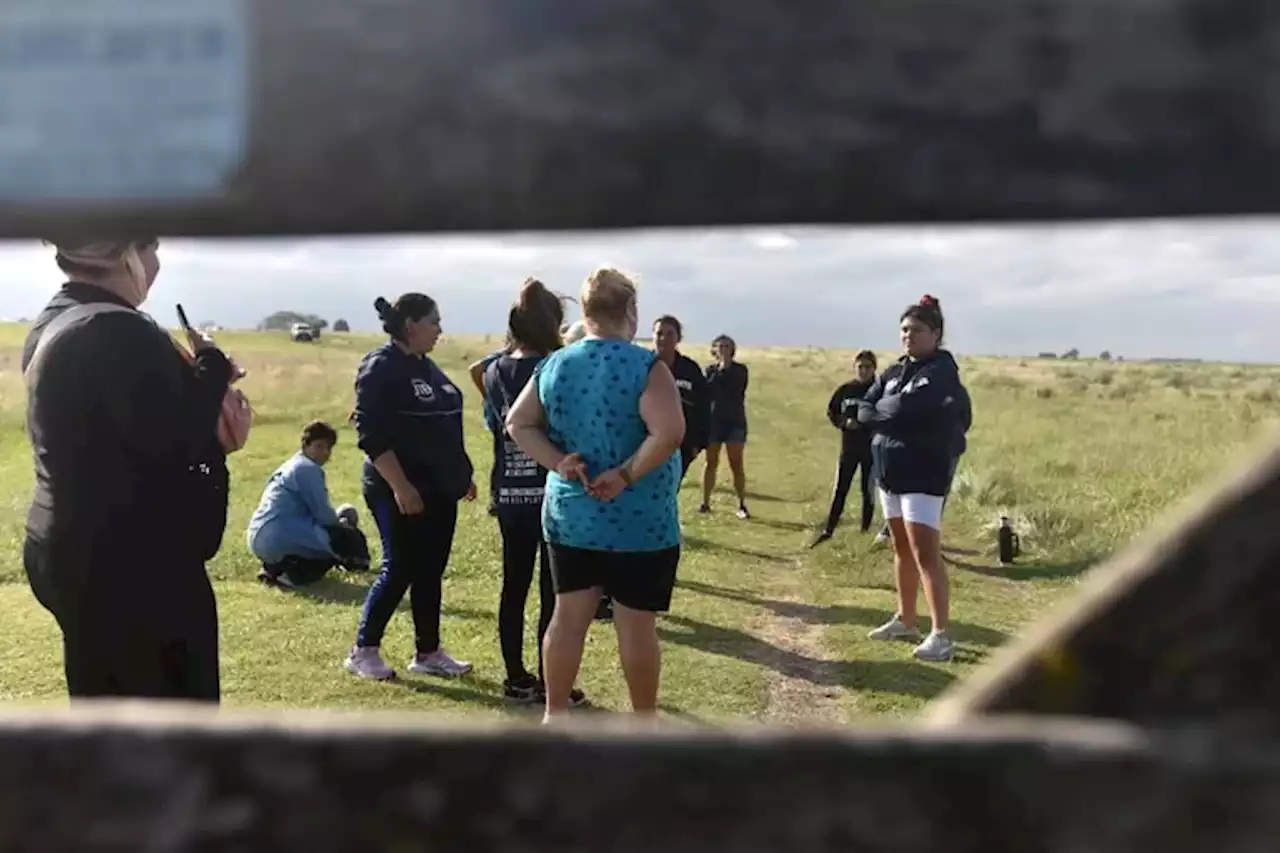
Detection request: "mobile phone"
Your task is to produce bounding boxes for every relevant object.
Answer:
[176,304,193,332]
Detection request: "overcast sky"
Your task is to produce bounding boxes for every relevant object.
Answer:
[1,217,1274,362]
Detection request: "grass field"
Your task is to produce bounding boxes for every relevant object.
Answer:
[0,322,1274,724]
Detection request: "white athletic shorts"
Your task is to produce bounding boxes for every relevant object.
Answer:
[880,489,944,531]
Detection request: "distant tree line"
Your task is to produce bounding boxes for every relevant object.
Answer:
[1037,348,1120,361]
[258,311,329,332]
[255,312,354,332]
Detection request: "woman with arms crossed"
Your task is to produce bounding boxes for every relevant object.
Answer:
[857,295,969,663]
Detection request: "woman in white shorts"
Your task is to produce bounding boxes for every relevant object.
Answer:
[856,295,970,662]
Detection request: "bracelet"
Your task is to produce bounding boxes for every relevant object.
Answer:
[619,464,634,487]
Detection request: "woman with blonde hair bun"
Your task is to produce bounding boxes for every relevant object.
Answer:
[507,267,685,722]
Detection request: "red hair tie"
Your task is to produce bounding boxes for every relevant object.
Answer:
[919,294,937,306]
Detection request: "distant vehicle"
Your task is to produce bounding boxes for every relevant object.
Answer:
[290,322,318,342]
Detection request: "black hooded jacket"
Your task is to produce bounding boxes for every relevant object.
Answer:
[856,349,970,496]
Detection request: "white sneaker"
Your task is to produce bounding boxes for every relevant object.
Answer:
[344,646,395,680]
[913,632,955,662]
[407,649,473,678]
[867,618,922,642]
[873,529,890,546]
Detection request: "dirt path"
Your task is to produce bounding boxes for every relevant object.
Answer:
[750,556,849,726]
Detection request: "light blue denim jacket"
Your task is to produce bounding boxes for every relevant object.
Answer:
[246,452,338,563]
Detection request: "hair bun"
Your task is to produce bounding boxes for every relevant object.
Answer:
[919,294,938,307]
[373,297,392,318]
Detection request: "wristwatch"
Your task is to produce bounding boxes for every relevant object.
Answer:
[619,465,634,487]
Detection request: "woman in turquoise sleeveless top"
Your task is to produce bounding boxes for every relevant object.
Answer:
[506,267,686,723]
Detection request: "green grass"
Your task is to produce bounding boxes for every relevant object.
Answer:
[0,326,1274,724]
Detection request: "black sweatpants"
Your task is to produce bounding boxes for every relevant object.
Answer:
[824,443,874,534]
[25,537,221,702]
[496,509,554,683]
[357,492,458,652]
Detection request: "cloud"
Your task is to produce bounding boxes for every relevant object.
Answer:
[3,218,1280,360]
[749,231,798,251]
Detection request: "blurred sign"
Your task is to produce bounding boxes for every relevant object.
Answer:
[0,0,247,203]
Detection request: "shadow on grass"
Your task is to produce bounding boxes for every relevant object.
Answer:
[744,491,787,503]
[675,579,1008,648]
[657,704,708,725]
[388,674,619,717]
[289,577,494,620]
[943,553,1102,582]
[698,487,787,504]
[745,516,811,533]
[684,535,796,565]
[387,673,515,711]
[657,614,957,701]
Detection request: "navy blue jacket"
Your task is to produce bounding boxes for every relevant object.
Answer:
[706,361,749,428]
[857,349,969,497]
[353,343,474,502]
[671,352,711,450]
[827,378,875,455]
[953,382,973,459]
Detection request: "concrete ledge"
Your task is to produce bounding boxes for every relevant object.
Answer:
[0,703,1277,851]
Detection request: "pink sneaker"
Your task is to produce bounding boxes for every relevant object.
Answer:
[344,646,395,681]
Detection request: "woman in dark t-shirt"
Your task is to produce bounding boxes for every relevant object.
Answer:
[482,278,587,707]
[700,334,751,519]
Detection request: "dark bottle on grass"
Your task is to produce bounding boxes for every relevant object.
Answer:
[998,516,1020,565]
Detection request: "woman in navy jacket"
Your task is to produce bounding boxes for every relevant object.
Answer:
[857,295,969,663]
[344,294,477,682]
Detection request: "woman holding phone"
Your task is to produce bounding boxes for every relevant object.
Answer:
[22,238,242,701]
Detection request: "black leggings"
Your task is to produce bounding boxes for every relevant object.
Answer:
[825,444,874,533]
[356,492,458,652]
[497,510,554,682]
[679,443,702,482]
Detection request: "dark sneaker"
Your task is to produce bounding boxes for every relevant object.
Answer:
[809,530,833,548]
[257,565,295,589]
[595,597,614,621]
[504,674,542,705]
[536,681,589,708]
[736,504,751,520]
[697,504,711,514]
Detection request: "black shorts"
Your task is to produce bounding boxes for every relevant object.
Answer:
[547,543,681,613]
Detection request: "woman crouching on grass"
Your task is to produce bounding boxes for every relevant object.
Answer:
[483,278,587,707]
[857,295,969,663]
[344,293,478,682]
